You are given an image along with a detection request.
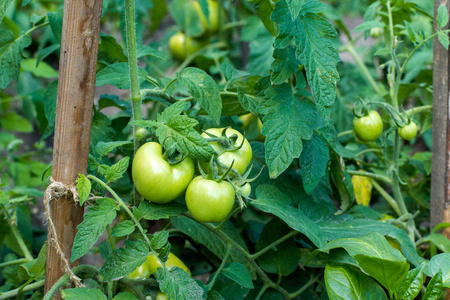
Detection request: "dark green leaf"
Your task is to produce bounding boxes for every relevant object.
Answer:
[248,0,278,36]
[42,80,58,139]
[254,185,326,247]
[105,156,130,183]
[134,201,187,221]
[270,47,300,85]
[0,29,32,89]
[177,68,222,124]
[47,9,63,43]
[423,272,443,300]
[71,198,118,262]
[299,133,329,194]
[62,288,107,300]
[397,263,425,300]
[151,231,169,250]
[157,267,204,300]
[330,152,354,214]
[111,220,135,237]
[285,0,304,21]
[95,141,132,158]
[95,63,148,89]
[99,239,149,281]
[220,263,254,289]
[136,44,166,60]
[0,0,14,24]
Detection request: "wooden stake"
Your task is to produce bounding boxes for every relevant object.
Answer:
[431,0,450,237]
[44,0,103,298]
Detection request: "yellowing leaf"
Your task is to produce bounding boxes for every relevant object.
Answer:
[351,175,372,206]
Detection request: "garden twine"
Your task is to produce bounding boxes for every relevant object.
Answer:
[44,177,84,288]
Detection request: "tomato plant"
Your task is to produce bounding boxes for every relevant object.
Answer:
[1,0,449,299]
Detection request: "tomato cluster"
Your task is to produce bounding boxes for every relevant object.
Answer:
[132,128,253,224]
[168,0,224,61]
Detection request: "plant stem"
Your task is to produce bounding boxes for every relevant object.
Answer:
[1,205,33,261]
[255,285,268,300]
[163,78,178,93]
[214,207,240,232]
[42,265,99,300]
[288,273,322,298]
[141,89,177,104]
[106,225,116,252]
[337,130,353,138]
[346,170,392,184]
[24,21,50,35]
[0,258,29,268]
[355,148,381,157]
[0,280,45,300]
[372,180,401,216]
[207,244,232,290]
[124,0,140,104]
[341,43,381,94]
[249,231,298,260]
[405,105,432,116]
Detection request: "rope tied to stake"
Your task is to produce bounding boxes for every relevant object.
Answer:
[44,177,84,288]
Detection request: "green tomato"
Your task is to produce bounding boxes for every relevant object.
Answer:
[169,32,209,61]
[370,27,383,38]
[186,176,235,223]
[193,0,224,34]
[201,128,252,175]
[398,122,418,141]
[146,252,191,276]
[156,291,169,300]
[353,111,383,142]
[237,183,251,197]
[132,142,195,203]
[126,261,151,279]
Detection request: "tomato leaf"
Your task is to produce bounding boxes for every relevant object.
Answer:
[95,141,132,158]
[76,174,91,206]
[397,262,425,300]
[319,232,409,295]
[259,84,319,178]
[95,62,148,89]
[111,220,135,237]
[0,29,32,89]
[177,68,222,124]
[330,152,354,214]
[104,156,130,183]
[271,0,339,117]
[150,231,169,250]
[253,185,326,247]
[325,263,387,300]
[437,4,449,29]
[157,267,204,300]
[62,288,106,300]
[247,0,278,36]
[136,44,166,60]
[428,253,450,287]
[113,292,139,300]
[71,198,118,262]
[423,272,443,300]
[218,263,253,289]
[133,201,187,221]
[270,47,300,85]
[299,133,329,194]
[0,0,14,24]
[99,239,149,281]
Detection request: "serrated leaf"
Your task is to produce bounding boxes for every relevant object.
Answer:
[325,264,387,300]
[76,174,91,206]
[438,31,449,49]
[157,267,204,300]
[1,0,14,24]
[259,84,319,178]
[438,5,449,29]
[299,133,329,194]
[0,190,8,205]
[71,198,117,262]
[42,80,58,139]
[0,29,32,89]
[270,47,300,85]
[105,156,130,183]
[36,44,60,68]
[134,201,187,221]
[47,9,63,43]
[219,62,250,83]
[271,0,339,116]
[151,231,169,250]
[249,0,278,36]
[95,141,131,158]
[95,62,148,89]
[111,220,135,237]
[254,185,326,247]
[62,288,107,300]
[177,68,222,124]
[404,21,418,43]
[397,263,425,300]
[220,263,254,289]
[99,239,149,281]
[285,0,304,21]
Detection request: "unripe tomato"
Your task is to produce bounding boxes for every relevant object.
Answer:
[132,142,195,203]
[237,183,251,197]
[352,111,383,142]
[193,0,224,34]
[398,121,417,141]
[169,32,209,61]
[156,291,169,300]
[239,113,265,141]
[126,262,151,279]
[186,176,235,223]
[370,27,383,38]
[201,128,252,175]
[146,252,191,276]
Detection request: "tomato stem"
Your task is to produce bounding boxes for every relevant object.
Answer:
[206,244,231,290]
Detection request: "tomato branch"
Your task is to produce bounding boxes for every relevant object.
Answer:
[346,170,392,184]
[0,280,44,300]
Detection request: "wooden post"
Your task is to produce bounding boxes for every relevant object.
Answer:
[431,0,450,236]
[44,0,103,298]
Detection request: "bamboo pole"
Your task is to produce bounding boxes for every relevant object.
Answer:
[44,0,103,298]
